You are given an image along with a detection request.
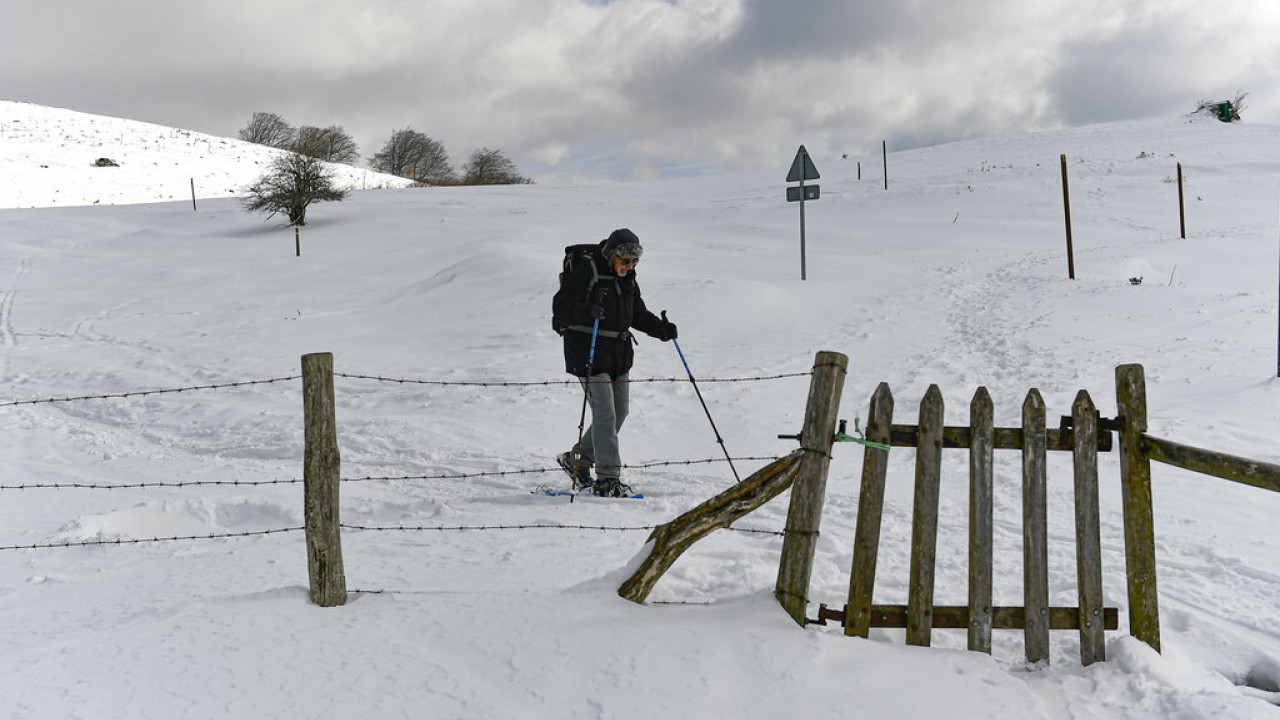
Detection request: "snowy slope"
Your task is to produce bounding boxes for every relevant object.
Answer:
[0,103,1278,719]
[0,100,412,209]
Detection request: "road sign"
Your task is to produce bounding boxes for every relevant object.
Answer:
[785,145,821,280]
[786,145,820,182]
[786,185,820,202]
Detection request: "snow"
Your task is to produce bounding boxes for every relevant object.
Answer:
[1,100,1279,718]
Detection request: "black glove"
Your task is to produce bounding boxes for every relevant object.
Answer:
[659,310,677,341]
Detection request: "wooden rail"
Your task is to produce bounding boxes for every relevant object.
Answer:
[1142,434,1280,494]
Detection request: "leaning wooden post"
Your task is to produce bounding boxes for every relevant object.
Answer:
[1022,389,1050,664]
[776,350,848,625]
[1115,364,1161,652]
[302,352,347,607]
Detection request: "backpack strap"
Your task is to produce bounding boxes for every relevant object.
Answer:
[564,326,632,341]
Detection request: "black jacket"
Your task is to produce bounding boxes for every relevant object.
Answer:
[552,247,665,378]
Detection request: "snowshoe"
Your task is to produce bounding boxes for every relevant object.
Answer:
[556,451,594,489]
[592,477,633,498]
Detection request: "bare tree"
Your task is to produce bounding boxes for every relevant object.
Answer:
[242,152,348,226]
[293,125,360,164]
[371,128,455,184]
[238,112,296,149]
[460,147,532,185]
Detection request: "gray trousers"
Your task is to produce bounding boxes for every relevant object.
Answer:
[576,373,629,479]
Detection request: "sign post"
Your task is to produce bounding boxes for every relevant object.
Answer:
[786,145,821,280]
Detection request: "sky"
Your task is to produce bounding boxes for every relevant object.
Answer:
[3,0,1279,182]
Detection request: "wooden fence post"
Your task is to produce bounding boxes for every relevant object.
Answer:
[776,350,848,625]
[907,385,944,646]
[1115,364,1161,652]
[1061,154,1076,280]
[1177,162,1186,239]
[882,140,889,190]
[1022,389,1050,663]
[968,387,995,653]
[1071,391,1106,665]
[303,352,347,607]
[845,382,893,637]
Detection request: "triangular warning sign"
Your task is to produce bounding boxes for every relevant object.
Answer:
[786,145,820,182]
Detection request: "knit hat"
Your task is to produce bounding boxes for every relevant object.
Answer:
[601,228,643,260]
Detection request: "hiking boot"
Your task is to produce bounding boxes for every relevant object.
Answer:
[556,451,594,489]
[593,477,633,498]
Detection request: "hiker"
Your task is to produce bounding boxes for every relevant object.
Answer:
[552,228,677,496]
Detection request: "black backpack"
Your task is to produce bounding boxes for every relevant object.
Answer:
[558,244,600,288]
[552,243,604,333]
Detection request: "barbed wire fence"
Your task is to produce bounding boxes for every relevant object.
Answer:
[0,363,810,564]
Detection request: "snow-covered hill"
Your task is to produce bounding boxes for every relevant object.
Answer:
[0,100,413,209]
[0,102,1278,718]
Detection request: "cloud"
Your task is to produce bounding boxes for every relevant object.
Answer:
[3,0,1278,181]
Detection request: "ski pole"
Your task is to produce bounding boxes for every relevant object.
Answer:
[571,316,601,494]
[665,311,740,482]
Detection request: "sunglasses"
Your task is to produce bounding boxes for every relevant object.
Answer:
[615,256,638,267]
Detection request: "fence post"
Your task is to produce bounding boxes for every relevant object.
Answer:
[302,352,347,607]
[1061,154,1076,280]
[1115,364,1161,652]
[1022,389,1050,663]
[1072,390,1106,665]
[968,387,995,653]
[907,385,944,646]
[882,140,888,190]
[776,350,848,625]
[1177,162,1186,239]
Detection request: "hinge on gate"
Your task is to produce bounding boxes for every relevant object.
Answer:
[808,603,847,626]
[1059,413,1122,433]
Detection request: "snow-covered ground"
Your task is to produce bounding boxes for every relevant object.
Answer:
[0,100,412,209]
[1,101,1278,719]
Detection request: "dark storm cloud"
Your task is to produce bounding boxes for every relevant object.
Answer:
[2,0,1278,181]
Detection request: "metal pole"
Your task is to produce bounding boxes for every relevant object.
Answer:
[572,317,602,495]
[799,176,807,281]
[670,328,740,483]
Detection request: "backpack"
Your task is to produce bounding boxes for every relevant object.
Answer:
[552,243,603,333]
[559,243,600,288]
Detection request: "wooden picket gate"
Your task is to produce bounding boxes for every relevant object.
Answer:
[802,379,1121,666]
[615,353,1280,665]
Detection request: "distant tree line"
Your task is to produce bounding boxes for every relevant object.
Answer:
[237,112,532,186]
